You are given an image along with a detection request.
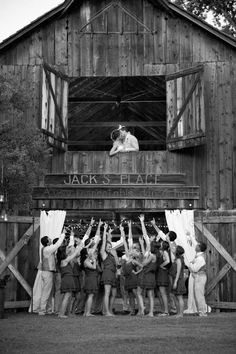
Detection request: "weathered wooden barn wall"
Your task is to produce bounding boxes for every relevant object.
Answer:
[0,0,235,308]
[0,1,235,211]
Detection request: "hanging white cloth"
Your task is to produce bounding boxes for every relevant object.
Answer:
[29,210,66,313]
[165,209,197,266]
[165,209,198,313]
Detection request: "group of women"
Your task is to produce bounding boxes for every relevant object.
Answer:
[55,215,186,318]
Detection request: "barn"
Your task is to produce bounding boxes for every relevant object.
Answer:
[0,0,235,311]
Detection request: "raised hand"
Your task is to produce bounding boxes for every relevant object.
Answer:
[139,214,145,222]
[150,218,156,226]
[139,236,144,245]
[90,217,95,226]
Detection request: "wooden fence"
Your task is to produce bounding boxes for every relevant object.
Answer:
[0,216,40,309]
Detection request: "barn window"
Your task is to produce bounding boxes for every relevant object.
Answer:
[41,64,205,152]
[68,76,166,151]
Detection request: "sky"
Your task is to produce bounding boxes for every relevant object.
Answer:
[0,0,64,43]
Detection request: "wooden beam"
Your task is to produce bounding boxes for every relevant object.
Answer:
[4,300,31,309]
[69,98,166,103]
[194,222,236,272]
[206,254,236,296]
[44,173,186,185]
[68,121,166,128]
[166,65,204,81]
[208,302,236,310]
[0,249,32,296]
[195,216,236,224]
[33,185,200,200]
[68,140,165,146]
[0,220,40,275]
[41,128,67,143]
[167,135,206,151]
[0,216,39,223]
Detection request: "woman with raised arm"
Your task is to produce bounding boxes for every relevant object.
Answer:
[139,214,157,317]
[81,219,103,317]
[120,223,141,316]
[156,240,171,316]
[58,233,88,318]
[100,223,117,316]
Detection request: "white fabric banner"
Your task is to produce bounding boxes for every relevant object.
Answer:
[165,209,198,314]
[165,209,197,266]
[29,210,66,313]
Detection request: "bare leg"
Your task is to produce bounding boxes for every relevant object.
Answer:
[147,289,154,317]
[136,286,145,315]
[177,295,184,316]
[59,292,72,317]
[159,286,169,314]
[110,287,117,314]
[103,284,113,316]
[84,294,95,316]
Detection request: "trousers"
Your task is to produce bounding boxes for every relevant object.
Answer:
[39,271,54,313]
[193,273,207,314]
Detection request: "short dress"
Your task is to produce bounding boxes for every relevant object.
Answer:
[140,261,157,290]
[84,267,99,294]
[60,263,77,293]
[169,256,186,295]
[156,254,170,287]
[122,261,138,291]
[101,253,117,288]
[72,261,81,292]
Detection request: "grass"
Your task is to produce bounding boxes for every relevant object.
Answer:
[0,312,236,354]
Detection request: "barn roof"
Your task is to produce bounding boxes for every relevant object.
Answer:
[0,0,235,50]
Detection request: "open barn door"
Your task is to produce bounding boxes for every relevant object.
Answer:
[166,65,205,151]
[41,63,69,151]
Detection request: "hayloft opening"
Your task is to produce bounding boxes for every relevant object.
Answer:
[68,76,166,151]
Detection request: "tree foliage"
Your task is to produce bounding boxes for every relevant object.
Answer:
[171,0,236,37]
[0,75,49,212]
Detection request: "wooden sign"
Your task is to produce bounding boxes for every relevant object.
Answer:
[44,173,186,185]
[33,185,199,200]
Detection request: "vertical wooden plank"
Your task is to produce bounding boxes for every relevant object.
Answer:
[106,34,119,75]
[217,62,233,209]
[143,0,154,66]
[55,17,68,66]
[176,77,183,137]
[42,23,55,64]
[153,10,167,64]
[49,73,56,143]
[119,33,132,76]
[204,63,219,209]
[166,16,179,64]
[179,21,193,63]
[93,34,106,76]
[166,79,176,140]
[29,30,43,65]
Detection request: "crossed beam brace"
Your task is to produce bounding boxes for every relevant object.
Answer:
[195,222,236,297]
[0,220,40,296]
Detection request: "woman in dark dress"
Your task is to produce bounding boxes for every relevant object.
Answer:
[100,223,117,316]
[58,242,84,318]
[169,245,186,317]
[156,241,171,316]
